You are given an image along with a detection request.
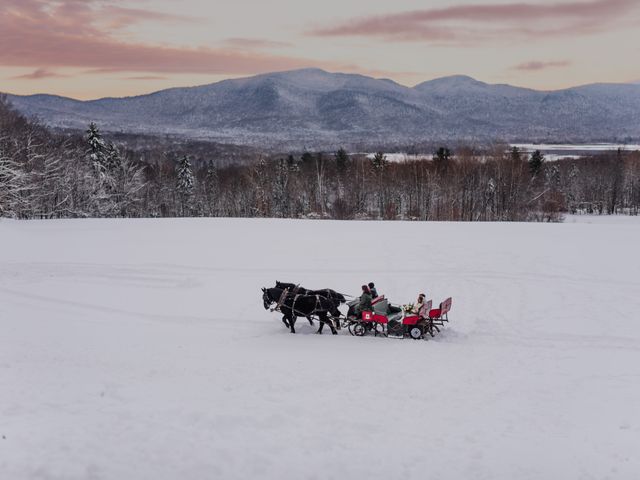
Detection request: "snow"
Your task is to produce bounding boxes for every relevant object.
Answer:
[365,152,432,163]
[2,217,640,479]
[564,214,640,224]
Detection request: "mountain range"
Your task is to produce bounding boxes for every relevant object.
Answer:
[5,68,640,149]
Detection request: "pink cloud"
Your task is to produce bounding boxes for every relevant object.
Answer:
[223,38,293,50]
[10,68,67,79]
[98,5,199,30]
[0,0,337,75]
[124,75,169,80]
[513,60,572,71]
[310,0,639,42]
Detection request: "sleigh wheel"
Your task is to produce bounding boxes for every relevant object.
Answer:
[353,323,366,337]
[374,323,386,336]
[409,326,423,340]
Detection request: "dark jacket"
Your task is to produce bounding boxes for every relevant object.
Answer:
[357,292,373,312]
[369,287,378,298]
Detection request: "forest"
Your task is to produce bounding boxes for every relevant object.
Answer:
[1,96,639,221]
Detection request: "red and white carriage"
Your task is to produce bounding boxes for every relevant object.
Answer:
[344,295,452,339]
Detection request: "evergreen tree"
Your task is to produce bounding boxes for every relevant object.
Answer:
[510,146,521,162]
[273,158,289,218]
[335,148,348,174]
[300,152,313,164]
[205,160,218,216]
[286,154,300,172]
[105,143,123,173]
[529,150,545,176]
[86,122,109,174]
[176,155,195,216]
[371,151,387,171]
[433,147,452,171]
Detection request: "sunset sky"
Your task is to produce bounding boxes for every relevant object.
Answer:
[1,0,639,99]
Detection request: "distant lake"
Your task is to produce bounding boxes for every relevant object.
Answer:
[511,143,640,160]
[366,143,640,163]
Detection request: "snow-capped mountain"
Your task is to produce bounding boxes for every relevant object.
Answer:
[6,68,640,148]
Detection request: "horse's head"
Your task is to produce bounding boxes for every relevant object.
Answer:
[262,287,273,310]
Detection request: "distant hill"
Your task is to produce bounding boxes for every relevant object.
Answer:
[6,68,640,149]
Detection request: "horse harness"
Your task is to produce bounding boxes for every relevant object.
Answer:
[274,291,329,318]
[275,287,289,311]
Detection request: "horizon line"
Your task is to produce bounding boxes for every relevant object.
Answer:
[3,67,638,102]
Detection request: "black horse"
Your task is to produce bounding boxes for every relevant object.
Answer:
[275,281,346,304]
[262,287,341,334]
[264,286,316,327]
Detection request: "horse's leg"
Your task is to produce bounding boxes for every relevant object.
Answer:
[289,315,296,334]
[332,311,342,331]
[307,316,314,326]
[282,315,290,328]
[317,317,324,334]
[326,313,338,335]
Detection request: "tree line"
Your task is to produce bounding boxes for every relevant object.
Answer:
[1,97,639,221]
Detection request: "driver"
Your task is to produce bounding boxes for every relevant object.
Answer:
[350,284,373,318]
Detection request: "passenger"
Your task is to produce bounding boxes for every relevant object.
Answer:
[403,293,426,314]
[368,282,379,299]
[411,293,427,314]
[353,284,373,317]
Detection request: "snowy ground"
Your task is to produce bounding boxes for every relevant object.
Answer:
[2,216,640,480]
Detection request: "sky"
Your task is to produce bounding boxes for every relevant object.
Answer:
[1,0,639,99]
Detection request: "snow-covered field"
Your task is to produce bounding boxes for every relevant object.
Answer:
[2,217,640,480]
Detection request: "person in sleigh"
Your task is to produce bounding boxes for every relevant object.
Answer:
[403,293,426,314]
[347,284,373,318]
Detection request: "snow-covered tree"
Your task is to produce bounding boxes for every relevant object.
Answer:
[87,122,110,174]
[272,158,289,218]
[0,146,25,217]
[204,160,218,216]
[108,150,146,217]
[176,155,195,216]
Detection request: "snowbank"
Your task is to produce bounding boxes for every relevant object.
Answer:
[2,218,639,479]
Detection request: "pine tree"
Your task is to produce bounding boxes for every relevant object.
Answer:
[529,150,544,176]
[371,151,387,171]
[86,122,109,174]
[433,147,452,172]
[510,146,521,162]
[105,143,122,173]
[204,160,218,216]
[273,158,289,218]
[335,148,348,174]
[300,151,313,165]
[371,152,387,218]
[176,155,195,216]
